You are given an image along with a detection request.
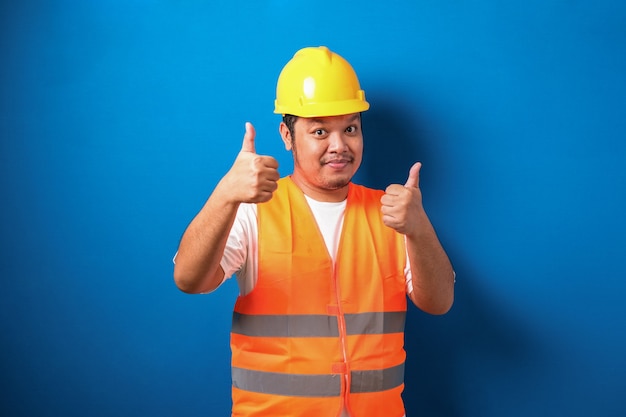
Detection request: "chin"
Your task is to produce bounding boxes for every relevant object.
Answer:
[323,177,352,190]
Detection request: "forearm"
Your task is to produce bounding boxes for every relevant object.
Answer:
[174,181,240,294]
[406,213,455,315]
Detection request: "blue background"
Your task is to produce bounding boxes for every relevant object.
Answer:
[2,1,625,416]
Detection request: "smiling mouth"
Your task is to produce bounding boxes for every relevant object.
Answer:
[322,155,354,166]
[323,159,353,171]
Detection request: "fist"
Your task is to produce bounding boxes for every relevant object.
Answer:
[381,162,423,236]
[224,122,280,203]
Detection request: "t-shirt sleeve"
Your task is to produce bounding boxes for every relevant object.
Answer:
[220,203,254,280]
[405,248,413,295]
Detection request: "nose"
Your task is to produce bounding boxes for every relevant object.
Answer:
[327,132,348,153]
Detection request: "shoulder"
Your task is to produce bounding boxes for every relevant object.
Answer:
[348,182,384,202]
[350,181,382,193]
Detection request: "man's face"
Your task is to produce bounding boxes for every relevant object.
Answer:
[280,113,363,201]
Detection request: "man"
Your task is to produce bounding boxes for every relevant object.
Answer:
[174,46,455,417]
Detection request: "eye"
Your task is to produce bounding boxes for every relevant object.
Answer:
[313,128,326,136]
[345,125,358,134]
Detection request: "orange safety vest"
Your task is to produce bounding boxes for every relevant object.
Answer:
[231,177,408,417]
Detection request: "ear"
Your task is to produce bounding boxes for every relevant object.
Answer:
[279,122,293,151]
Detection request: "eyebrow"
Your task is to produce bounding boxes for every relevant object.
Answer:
[308,114,361,125]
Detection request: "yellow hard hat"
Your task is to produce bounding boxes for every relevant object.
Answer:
[274,46,370,117]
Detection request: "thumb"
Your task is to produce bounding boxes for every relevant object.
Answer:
[404,162,421,188]
[241,122,256,153]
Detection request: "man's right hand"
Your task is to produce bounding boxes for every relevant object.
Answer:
[221,122,280,204]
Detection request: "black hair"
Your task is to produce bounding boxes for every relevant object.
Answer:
[282,114,298,144]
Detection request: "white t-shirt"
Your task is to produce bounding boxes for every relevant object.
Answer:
[219,196,414,296]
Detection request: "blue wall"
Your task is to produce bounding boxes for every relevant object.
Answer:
[2,1,625,416]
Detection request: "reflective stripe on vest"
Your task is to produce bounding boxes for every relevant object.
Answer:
[232,363,404,397]
[232,311,406,337]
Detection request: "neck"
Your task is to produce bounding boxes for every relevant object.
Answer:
[289,176,349,202]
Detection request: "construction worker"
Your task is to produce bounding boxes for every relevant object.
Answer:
[174,46,455,417]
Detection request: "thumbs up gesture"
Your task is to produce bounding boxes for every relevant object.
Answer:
[381,162,424,236]
[221,122,280,204]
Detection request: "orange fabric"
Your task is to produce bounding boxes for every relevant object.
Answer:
[231,177,407,417]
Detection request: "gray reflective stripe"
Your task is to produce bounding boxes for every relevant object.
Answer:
[232,311,405,337]
[344,311,406,335]
[232,312,339,337]
[351,363,405,393]
[232,363,405,396]
[232,367,342,397]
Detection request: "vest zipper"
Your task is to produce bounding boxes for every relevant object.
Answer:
[333,260,351,416]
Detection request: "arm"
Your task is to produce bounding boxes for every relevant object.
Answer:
[381,162,455,314]
[173,123,279,293]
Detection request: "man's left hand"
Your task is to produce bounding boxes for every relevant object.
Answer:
[381,162,424,236]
